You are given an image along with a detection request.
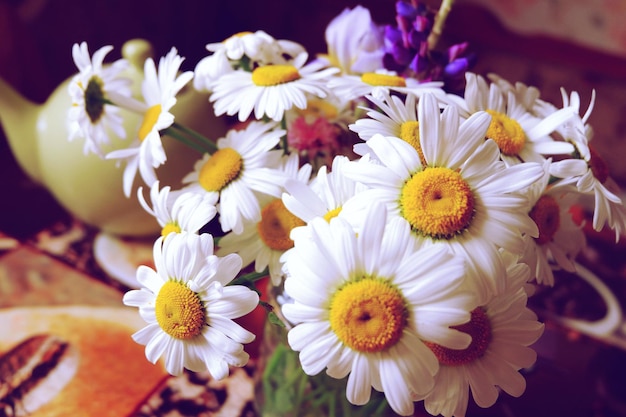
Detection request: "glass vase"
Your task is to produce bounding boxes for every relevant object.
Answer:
[253,282,398,417]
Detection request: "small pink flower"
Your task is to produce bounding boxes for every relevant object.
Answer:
[287,116,341,162]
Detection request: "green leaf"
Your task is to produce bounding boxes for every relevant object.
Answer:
[267,311,286,328]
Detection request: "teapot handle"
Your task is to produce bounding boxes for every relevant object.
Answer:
[543,262,625,348]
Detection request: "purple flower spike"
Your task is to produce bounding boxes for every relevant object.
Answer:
[448,42,470,61]
[383,52,406,73]
[408,29,429,48]
[396,0,418,19]
[413,15,431,33]
[444,58,470,78]
[383,0,476,94]
[392,43,414,66]
[385,25,403,45]
[410,50,430,74]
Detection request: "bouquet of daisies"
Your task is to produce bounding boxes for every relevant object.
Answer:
[67,1,626,416]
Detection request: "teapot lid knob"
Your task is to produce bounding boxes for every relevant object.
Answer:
[122,39,154,70]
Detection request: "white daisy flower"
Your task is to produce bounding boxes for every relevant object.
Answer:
[348,91,425,158]
[547,89,596,162]
[560,125,626,241]
[486,72,543,115]
[137,181,218,237]
[193,48,233,93]
[282,202,476,416]
[122,232,259,378]
[209,53,339,122]
[106,47,193,197]
[194,30,306,93]
[282,155,368,236]
[350,91,418,140]
[522,160,586,286]
[342,93,544,303]
[448,72,576,166]
[208,30,276,61]
[67,42,131,156]
[327,69,445,102]
[182,121,286,234]
[536,87,596,135]
[206,30,305,65]
[217,153,312,285]
[318,5,385,75]
[549,96,626,242]
[423,251,544,417]
[279,155,371,281]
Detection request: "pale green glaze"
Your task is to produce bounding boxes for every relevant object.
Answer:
[0,39,227,237]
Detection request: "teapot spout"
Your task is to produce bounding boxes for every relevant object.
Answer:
[0,76,43,183]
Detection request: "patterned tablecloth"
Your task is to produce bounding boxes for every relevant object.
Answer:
[0,210,258,417]
[2,1,626,416]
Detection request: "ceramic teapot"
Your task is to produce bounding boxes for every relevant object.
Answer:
[0,39,226,237]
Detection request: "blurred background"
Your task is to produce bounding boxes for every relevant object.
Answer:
[1,1,626,415]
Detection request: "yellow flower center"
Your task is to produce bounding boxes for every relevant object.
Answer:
[529,194,560,245]
[360,72,407,87]
[139,104,162,142]
[323,207,342,222]
[252,65,301,86]
[297,98,338,120]
[84,76,105,123]
[155,280,205,340]
[161,221,181,237]
[198,148,243,192]
[425,307,491,366]
[226,31,253,41]
[257,199,305,251]
[588,146,609,184]
[485,110,526,156]
[329,277,407,353]
[400,167,475,239]
[399,121,426,165]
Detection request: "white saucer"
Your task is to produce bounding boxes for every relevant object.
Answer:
[93,232,156,288]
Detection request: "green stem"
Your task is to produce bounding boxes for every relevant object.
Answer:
[548,175,561,185]
[229,269,269,287]
[280,117,289,155]
[427,0,455,51]
[171,122,218,154]
[161,127,208,154]
[97,93,217,154]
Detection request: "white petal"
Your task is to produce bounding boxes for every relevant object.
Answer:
[346,354,372,405]
[418,93,441,164]
[298,331,339,375]
[163,339,185,376]
[467,361,500,407]
[481,352,527,398]
[379,359,415,416]
[280,302,325,323]
[132,322,161,346]
[286,321,331,352]
[123,289,154,307]
[207,286,259,318]
[208,315,256,344]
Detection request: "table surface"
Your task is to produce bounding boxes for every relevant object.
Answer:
[2,2,626,416]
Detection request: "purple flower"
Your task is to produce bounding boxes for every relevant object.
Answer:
[383,0,475,94]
